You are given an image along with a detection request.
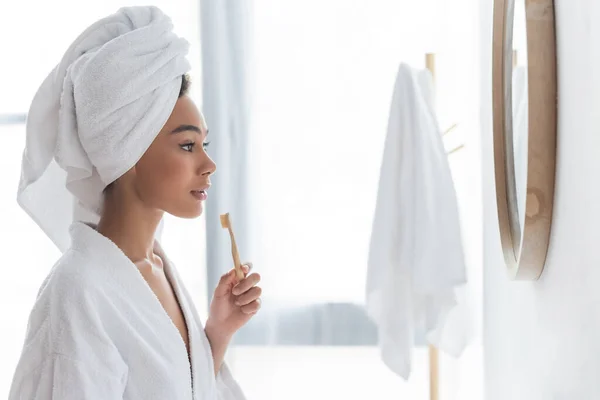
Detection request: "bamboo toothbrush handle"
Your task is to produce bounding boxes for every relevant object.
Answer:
[228,228,245,280]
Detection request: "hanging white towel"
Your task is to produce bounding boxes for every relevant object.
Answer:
[366,63,468,379]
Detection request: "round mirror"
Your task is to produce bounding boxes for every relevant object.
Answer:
[508,0,528,258]
[492,0,557,279]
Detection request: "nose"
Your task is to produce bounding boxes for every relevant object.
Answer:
[199,152,217,176]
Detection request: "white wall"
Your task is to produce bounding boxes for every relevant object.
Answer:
[481,1,600,398]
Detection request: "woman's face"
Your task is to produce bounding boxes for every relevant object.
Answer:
[132,95,216,218]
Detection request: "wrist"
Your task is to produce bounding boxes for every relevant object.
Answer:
[205,319,233,345]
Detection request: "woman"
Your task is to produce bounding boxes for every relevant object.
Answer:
[9,6,258,399]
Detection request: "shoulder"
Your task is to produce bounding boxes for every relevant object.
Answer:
[25,248,118,352]
[10,248,128,398]
[11,248,128,392]
[36,248,106,307]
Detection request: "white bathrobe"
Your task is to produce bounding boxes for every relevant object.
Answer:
[366,63,468,379]
[9,222,245,400]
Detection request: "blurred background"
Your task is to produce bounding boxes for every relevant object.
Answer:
[0,1,483,399]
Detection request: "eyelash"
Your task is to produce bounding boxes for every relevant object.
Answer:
[180,141,211,152]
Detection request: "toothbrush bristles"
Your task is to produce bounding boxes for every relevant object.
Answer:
[220,213,230,229]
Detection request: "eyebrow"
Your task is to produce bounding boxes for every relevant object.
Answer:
[170,124,208,136]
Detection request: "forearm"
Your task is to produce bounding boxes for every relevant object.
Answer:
[204,321,233,377]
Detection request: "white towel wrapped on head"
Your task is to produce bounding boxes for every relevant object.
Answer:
[18,6,191,251]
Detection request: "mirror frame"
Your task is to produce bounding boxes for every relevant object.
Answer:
[492,0,557,280]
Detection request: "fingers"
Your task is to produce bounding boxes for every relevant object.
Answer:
[240,298,261,315]
[219,262,252,285]
[234,286,262,306]
[232,262,261,315]
[232,272,261,296]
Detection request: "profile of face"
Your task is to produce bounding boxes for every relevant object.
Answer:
[128,94,216,218]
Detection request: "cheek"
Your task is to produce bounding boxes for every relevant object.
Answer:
[158,154,192,182]
[138,152,195,199]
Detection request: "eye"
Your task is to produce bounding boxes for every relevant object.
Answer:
[203,141,211,150]
[180,142,195,152]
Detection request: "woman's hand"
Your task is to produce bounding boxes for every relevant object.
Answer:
[205,263,261,375]
[207,263,262,336]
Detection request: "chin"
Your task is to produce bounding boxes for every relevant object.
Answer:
[166,202,204,219]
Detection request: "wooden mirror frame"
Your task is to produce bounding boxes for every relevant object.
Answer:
[492,0,557,280]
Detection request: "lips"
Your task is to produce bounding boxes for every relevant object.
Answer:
[191,190,208,200]
[191,185,210,201]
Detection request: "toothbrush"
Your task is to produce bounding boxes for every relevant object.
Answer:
[220,213,245,281]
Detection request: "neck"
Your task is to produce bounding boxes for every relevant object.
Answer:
[97,188,164,264]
